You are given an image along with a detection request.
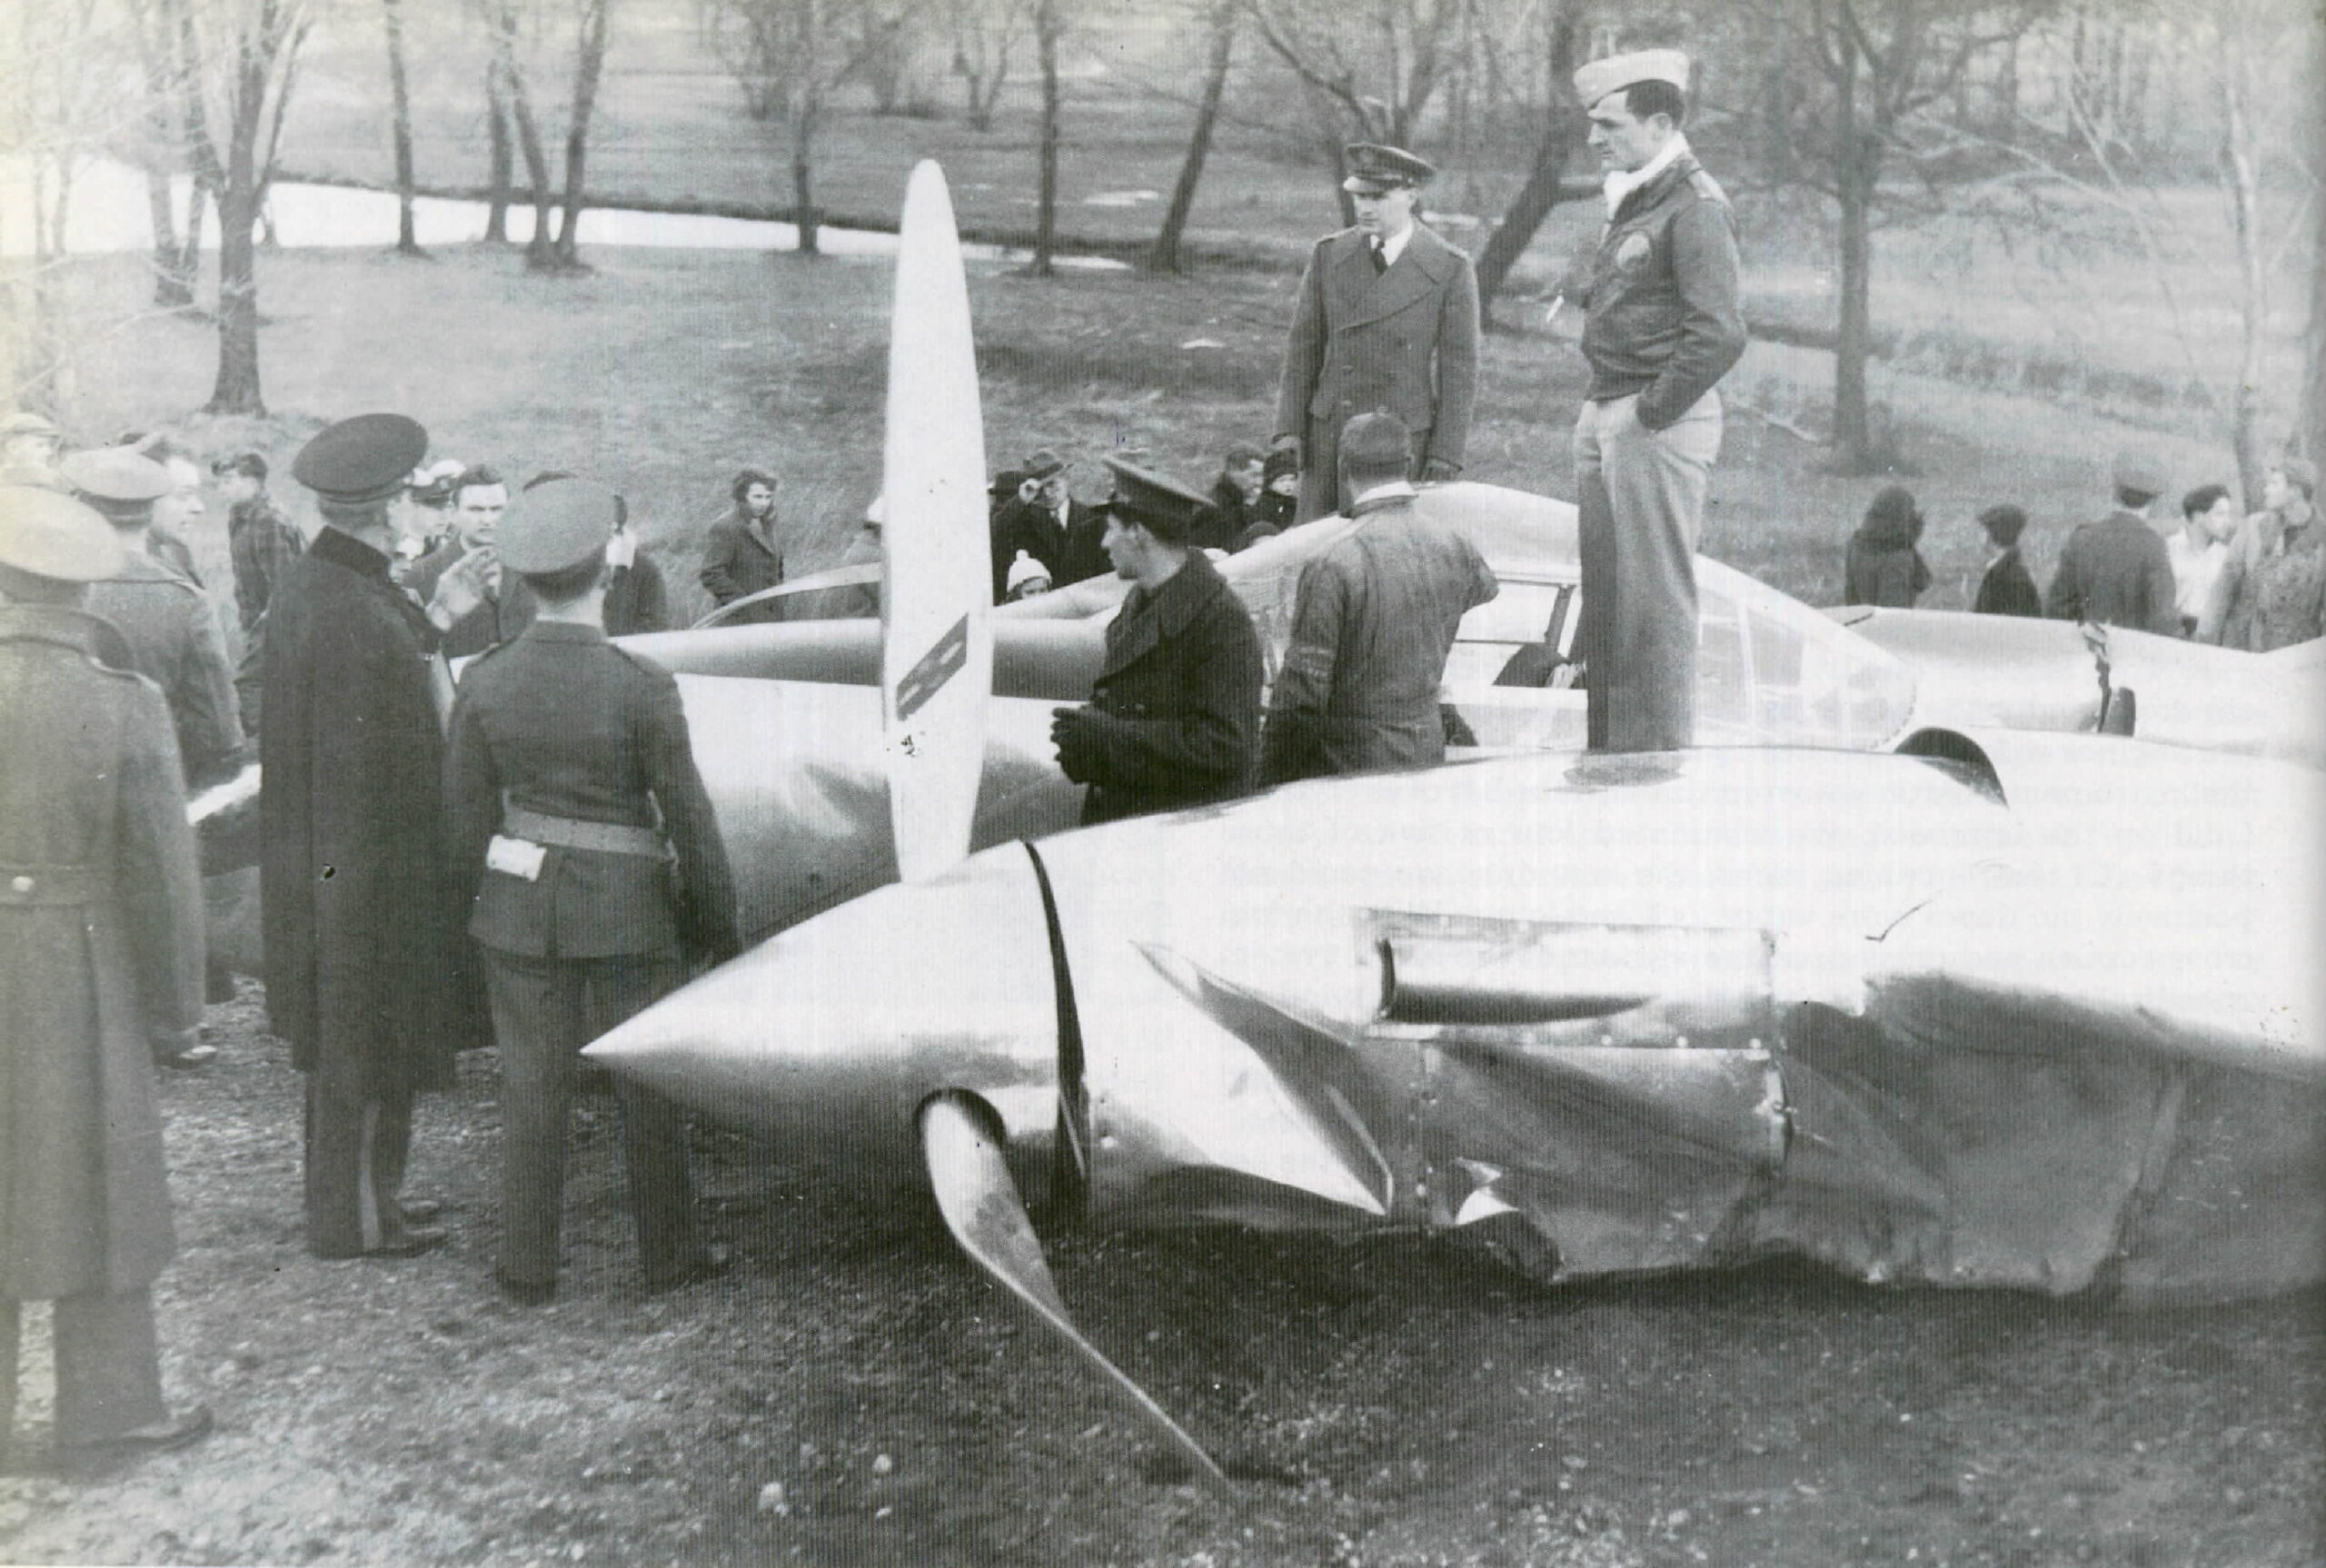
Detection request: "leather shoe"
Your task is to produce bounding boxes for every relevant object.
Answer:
[644,1241,733,1295]
[71,1405,214,1459]
[494,1270,556,1307]
[397,1197,443,1225]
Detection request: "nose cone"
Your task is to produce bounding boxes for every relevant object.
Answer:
[588,843,1059,1179]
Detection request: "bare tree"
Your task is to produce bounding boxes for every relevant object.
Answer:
[1030,0,1061,275]
[550,0,611,267]
[124,0,201,307]
[164,0,314,415]
[1146,0,1238,273]
[484,55,514,242]
[1473,0,1586,319]
[384,0,424,254]
[1246,0,1463,149]
[945,0,1025,130]
[486,0,558,268]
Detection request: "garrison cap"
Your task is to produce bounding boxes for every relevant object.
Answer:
[0,483,128,582]
[1573,48,1691,110]
[2,411,62,441]
[1099,458,1210,543]
[2110,447,2169,501]
[59,445,174,519]
[1022,448,1067,481]
[496,477,618,575]
[1340,411,1415,471]
[292,413,430,505]
[1342,144,1436,194]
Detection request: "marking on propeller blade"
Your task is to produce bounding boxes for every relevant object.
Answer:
[895,613,969,724]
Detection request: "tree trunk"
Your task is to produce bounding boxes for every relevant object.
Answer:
[1031,0,1059,277]
[1831,24,1878,472]
[1146,4,1235,273]
[2221,31,2268,504]
[384,0,422,253]
[1475,0,1582,322]
[792,88,822,256]
[209,184,265,413]
[485,60,512,242]
[145,169,194,307]
[492,5,557,269]
[552,0,610,267]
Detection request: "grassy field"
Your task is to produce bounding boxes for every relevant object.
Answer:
[52,235,2253,638]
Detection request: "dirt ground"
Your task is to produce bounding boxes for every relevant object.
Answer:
[0,977,2318,1568]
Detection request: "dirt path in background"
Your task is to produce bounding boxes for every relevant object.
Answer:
[2,982,2318,1568]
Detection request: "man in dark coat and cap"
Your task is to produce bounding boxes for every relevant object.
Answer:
[2045,448,2180,635]
[1049,459,1264,825]
[1257,412,1498,784]
[443,479,741,1305]
[263,413,482,1260]
[0,483,213,1465]
[1275,143,1481,524]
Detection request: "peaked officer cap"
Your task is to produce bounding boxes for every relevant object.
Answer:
[292,413,430,506]
[58,446,174,520]
[0,483,128,582]
[1100,459,1210,544]
[1342,144,1437,194]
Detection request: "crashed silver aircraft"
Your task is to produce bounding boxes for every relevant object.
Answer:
[576,164,2326,1485]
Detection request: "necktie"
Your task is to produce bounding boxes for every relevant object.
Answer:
[1369,239,1387,275]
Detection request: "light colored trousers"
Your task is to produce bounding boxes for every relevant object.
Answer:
[1571,390,1724,752]
[1,1290,167,1449]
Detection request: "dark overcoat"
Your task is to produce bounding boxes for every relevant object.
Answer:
[1973,549,2043,618]
[991,496,1106,600]
[1274,222,1481,521]
[84,553,246,786]
[699,510,784,610]
[1072,551,1263,825]
[261,527,473,1094]
[0,604,196,1300]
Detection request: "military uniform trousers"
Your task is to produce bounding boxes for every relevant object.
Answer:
[480,948,701,1292]
[1572,390,1723,752]
[2,1293,168,1452]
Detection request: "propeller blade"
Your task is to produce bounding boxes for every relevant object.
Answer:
[917,1092,1232,1496]
[880,162,993,882]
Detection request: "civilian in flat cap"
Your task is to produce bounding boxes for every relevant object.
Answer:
[1049,458,1263,824]
[2045,448,2180,636]
[1565,49,1747,752]
[1274,143,1480,524]
[442,480,740,1304]
[2202,457,2324,650]
[264,413,480,1260]
[63,447,248,799]
[0,485,214,1466]
[1257,412,1497,784]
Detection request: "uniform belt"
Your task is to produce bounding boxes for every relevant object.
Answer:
[0,863,107,906]
[501,808,667,858]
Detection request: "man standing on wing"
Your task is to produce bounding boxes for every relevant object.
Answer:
[1566,49,1746,752]
[1274,143,1480,525]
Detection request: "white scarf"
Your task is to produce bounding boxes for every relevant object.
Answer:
[1603,132,1691,217]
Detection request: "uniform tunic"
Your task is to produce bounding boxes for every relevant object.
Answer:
[1064,551,1263,826]
[1275,223,1480,523]
[1257,488,1498,783]
[1,604,198,1443]
[443,620,740,1289]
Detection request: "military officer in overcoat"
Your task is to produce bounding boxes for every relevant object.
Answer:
[442,480,741,1304]
[1049,460,1264,825]
[1274,143,1481,524]
[0,484,213,1465]
[62,447,246,790]
[264,414,481,1260]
